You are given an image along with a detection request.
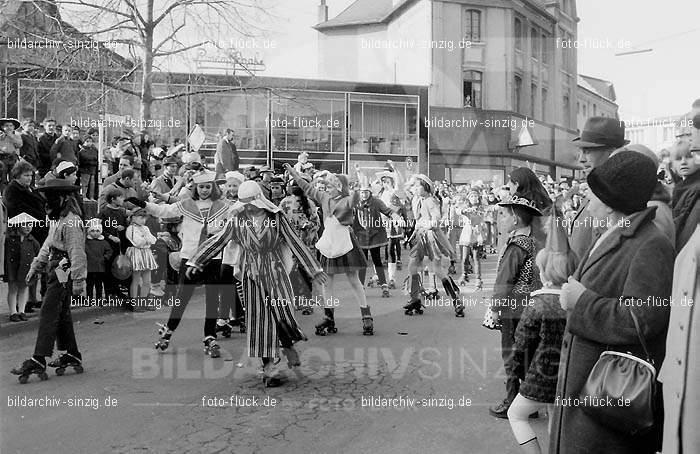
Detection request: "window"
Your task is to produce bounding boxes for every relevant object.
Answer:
[515,18,522,50]
[583,104,587,117]
[542,33,549,64]
[531,28,538,59]
[593,104,597,116]
[464,9,481,42]
[541,88,548,122]
[577,101,580,114]
[563,95,570,127]
[514,75,522,113]
[531,83,537,118]
[463,70,482,108]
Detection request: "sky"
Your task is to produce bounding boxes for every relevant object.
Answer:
[228,0,699,120]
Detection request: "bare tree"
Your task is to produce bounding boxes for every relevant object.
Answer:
[9,0,275,120]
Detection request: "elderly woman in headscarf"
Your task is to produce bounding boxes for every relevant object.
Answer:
[186,181,327,387]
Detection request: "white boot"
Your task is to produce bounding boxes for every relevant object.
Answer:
[387,263,397,288]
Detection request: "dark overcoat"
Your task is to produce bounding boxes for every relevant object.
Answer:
[549,207,675,454]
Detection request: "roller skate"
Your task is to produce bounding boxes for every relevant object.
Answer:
[422,289,439,302]
[281,346,301,368]
[11,357,49,384]
[215,319,233,338]
[442,277,465,318]
[396,260,402,270]
[473,278,483,292]
[315,308,337,336]
[381,283,391,298]
[458,275,469,286]
[403,297,424,315]
[203,336,221,358]
[448,264,456,275]
[388,279,396,289]
[366,275,380,288]
[154,323,173,351]
[261,360,284,388]
[361,306,374,335]
[48,352,84,376]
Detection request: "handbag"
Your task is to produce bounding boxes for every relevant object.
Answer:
[481,306,501,330]
[578,306,656,435]
[111,253,133,280]
[315,215,353,259]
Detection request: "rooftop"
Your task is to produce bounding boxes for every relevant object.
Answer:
[315,0,416,30]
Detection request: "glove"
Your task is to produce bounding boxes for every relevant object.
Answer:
[125,197,147,208]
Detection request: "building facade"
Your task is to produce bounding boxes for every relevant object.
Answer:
[316,0,619,182]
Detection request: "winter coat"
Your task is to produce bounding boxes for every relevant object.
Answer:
[353,196,392,249]
[568,199,595,265]
[214,138,239,174]
[511,290,567,403]
[85,237,113,273]
[3,230,41,283]
[2,180,48,244]
[671,171,700,251]
[660,225,700,454]
[549,207,675,454]
[37,132,59,173]
[20,133,40,167]
[50,137,79,164]
[78,145,99,173]
[0,131,22,155]
[493,231,537,319]
[648,181,675,247]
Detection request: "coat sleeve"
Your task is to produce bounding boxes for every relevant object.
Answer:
[492,244,527,305]
[278,213,322,277]
[567,235,674,346]
[145,201,182,219]
[65,218,88,282]
[187,217,237,269]
[30,224,55,273]
[297,177,329,208]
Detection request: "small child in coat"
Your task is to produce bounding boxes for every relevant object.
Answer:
[507,212,577,454]
[125,208,157,310]
[4,213,42,322]
[85,219,113,301]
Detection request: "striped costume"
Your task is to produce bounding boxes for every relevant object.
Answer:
[189,210,323,359]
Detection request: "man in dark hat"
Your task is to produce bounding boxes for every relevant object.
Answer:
[11,179,87,382]
[569,116,629,262]
[0,117,22,190]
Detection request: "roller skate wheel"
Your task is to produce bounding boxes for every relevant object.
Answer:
[39,372,49,381]
[74,365,84,374]
[415,308,424,314]
[223,332,231,338]
[328,327,338,333]
[404,309,413,315]
[55,367,65,376]
[19,375,29,384]
[315,327,327,336]
[363,330,374,336]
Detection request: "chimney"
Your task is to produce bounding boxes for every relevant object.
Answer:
[318,0,328,23]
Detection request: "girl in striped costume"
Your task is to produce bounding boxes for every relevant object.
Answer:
[186,181,327,387]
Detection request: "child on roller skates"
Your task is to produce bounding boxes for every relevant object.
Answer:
[4,213,42,322]
[11,179,86,383]
[458,190,485,292]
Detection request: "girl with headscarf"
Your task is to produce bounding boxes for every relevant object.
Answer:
[186,181,327,387]
[284,163,374,336]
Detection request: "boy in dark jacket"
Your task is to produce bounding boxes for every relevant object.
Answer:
[78,135,99,199]
[85,220,113,301]
[98,187,128,300]
[489,195,542,419]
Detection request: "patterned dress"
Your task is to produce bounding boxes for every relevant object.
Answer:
[188,210,323,359]
[410,195,455,262]
[125,224,157,271]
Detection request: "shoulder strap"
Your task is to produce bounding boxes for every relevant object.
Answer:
[628,305,653,365]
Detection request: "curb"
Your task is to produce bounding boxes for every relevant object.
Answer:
[0,305,128,338]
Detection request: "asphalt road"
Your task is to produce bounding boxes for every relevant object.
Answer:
[1,255,550,454]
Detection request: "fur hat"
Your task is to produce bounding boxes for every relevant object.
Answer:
[586,150,657,214]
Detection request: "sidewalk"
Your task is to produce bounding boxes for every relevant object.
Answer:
[0,280,126,338]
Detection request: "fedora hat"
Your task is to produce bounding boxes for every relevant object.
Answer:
[36,178,80,193]
[0,118,20,129]
[573,117,629,148]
